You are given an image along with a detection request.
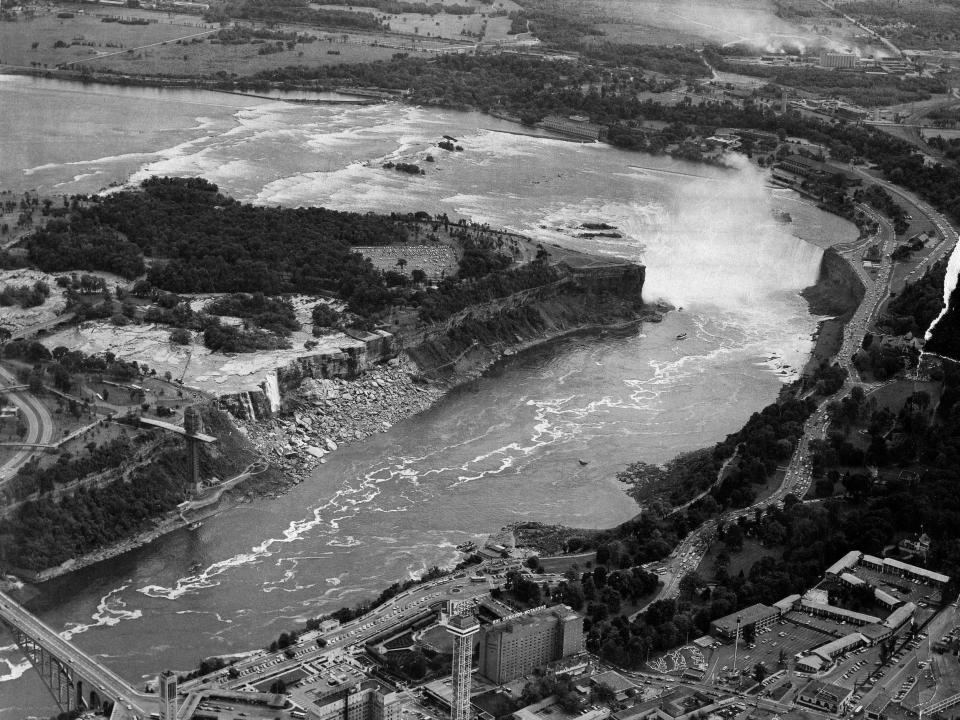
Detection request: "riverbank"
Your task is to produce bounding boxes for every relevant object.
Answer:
[13,298,660,585]
[500,249,869,557]
[235,302,664,494]
[14,505,223,584]
[800,247,868,376]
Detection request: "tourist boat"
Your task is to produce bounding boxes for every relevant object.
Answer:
[188,521,202,531]
[676,333,688,340]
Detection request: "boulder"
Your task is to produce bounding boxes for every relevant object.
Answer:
[302,377,340,400]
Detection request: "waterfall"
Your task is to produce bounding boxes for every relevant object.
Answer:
[924,240,960,342]
[638,158,824,309]
[261,373,282,415]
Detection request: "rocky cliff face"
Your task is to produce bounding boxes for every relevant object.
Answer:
[217,331,397,421]
[406,261,651,378]
[801,248,865,317]
[555,260,645,300]
[217,263,646,421]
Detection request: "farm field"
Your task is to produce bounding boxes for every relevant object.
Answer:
[0,4,504,79]
[310,0,522,42]
[0,11,213,70]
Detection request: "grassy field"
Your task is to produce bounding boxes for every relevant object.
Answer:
[0,12,211,70]
[0,7,480,78]
[311,0,521,42]
[90,33,399,77]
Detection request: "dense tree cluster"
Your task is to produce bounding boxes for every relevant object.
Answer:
[214,0,385,30]
[702,49,945,106]
[21,178,407,316]
[418,262,559,323]
[204,293,300,335]
[202,321,292,353]
[26,219,145,279]
[311,303,343,335]
[508,7,601,48]
[858,184,909,235]
[582,43,709,78]
[456,247,512,280]
[924,284,960,361]
[619,396,814,511]
[0,452,189,570]
[882,259,947,337]
[7,438,137,500]
[323,0,476,14]
[0,280,49,309]
[841,1,960,49]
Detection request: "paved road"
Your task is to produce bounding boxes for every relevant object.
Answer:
[180,569,498,695]
[0,590,154,717]
[0,366,55,488]
[641,176,958,609]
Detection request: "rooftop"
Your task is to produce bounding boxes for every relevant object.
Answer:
[799,679,852,703]
[590,670,637,695]
[712,603,777,631]
[826,551,861,575]
[799,600,881,625]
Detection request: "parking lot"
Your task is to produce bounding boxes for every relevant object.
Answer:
[704,620,834,685]
[851,566,943,607]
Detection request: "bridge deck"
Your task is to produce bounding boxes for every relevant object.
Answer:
[140,416,216,442]
[0,590,157,714]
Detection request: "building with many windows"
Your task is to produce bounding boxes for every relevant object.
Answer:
[819,52,857,68]
[478,605,584,684]
[289,675,404,720]
[540,115,608,142]
[158,670,178,720]
[709,604,779,641]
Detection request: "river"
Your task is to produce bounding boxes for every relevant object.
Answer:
[0,75,857,716]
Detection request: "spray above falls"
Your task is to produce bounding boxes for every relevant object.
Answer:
[637,158,824,312]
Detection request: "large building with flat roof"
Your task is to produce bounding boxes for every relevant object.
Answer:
[798,599,880,626]
[289,675,403,720]
[710,604,779,641]
[541,115,608,142]
[858,554,949,586]
[478,605,584,684]
[796,680,853,714]
[826,551,861,577]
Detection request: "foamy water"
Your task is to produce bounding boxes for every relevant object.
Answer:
[0,78,859,716]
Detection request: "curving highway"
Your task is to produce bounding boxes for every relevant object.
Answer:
[642,172,958,610]
[0,365,55,488]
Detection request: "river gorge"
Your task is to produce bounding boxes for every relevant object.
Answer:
[0,75,859,716]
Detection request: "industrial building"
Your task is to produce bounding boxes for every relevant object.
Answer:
[819,52,858,68]
[478,605,584,684]
[540,115,608,142]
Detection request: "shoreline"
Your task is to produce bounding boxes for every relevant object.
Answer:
[18,308,658,585]
[12,241,851,585]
